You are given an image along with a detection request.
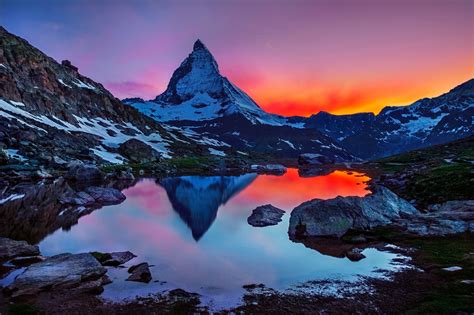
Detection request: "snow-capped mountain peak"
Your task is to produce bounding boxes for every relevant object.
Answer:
[126,40,288,126]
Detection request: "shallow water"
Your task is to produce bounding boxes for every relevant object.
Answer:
[38,169,405,308]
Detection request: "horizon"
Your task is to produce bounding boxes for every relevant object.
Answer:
[1,0,473,116]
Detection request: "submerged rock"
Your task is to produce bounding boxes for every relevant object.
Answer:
[247,204,285,227]
[346,248,366,262]
[0,237,40,260]
[288,186,418,238]
[6,253,107,297]
[127,262,152,283]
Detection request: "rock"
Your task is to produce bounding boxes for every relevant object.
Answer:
[84,187,126,205]
[347,235,367,244]
[35,168,53,179]
[66,164,104,182]
[118,139,161,163]
[346,248,366,262]
[0,149,8,165]
[247,204,285,227]
[10,255,46,266]
[0,237,40,260]
[127,262,152,283]
[298,153,334,166]
[250,164,286,174]
[428,200,474,213]
[442,266,463,272]
[59,191,96,206]
[118,167,135,180]
[6,253,107,297]
[288,186,418,238]
[102,251,136,266]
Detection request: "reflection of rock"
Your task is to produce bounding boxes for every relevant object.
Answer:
[159,173,257,240]
[0,237,39,260]
[289,186,418,238]
[6,253,107,297]
[127,262,152,283]
[247,204,285,227]
[297,167,333,178]
[0,178,133,244]
[290,236,368,261]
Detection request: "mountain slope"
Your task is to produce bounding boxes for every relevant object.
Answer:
[308,79,474,159]
[0,27,208,167]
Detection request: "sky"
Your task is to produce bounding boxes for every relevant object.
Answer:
[1,0,473,116]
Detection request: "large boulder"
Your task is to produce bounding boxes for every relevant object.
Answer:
[247,204,285,227]
[6,253,107,297]
[66,163,104,182]
[288,186,418,238]
[298,153,334,166]
[118,139,161,163]
[127,262,152,283]
[0,237,40,260]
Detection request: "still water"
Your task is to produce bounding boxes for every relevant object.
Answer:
[39,169,405,308]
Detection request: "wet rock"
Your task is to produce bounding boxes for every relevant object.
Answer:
[102,251,136,266]
[250,164,286,174]
[247,204,285,227]
[127,262,152,283]
[346,248,366,262]
[0,237,40,260]
[298,153,334,166]
[66,163,104,182]
[84,186,126,205]
[118,139,161,163]
[10,255,45,266]
[6,253,107,297]
[289,186,418,238]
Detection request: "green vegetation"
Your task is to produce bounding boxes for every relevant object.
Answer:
[367,136,474,207]
[90,251,112,263]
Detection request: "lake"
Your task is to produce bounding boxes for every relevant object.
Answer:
[38,169,407,309]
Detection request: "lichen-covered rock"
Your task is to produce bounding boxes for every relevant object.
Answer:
[288,186,418,238]
[247,204,285,227]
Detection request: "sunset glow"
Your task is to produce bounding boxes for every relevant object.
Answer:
[2,0,473,116]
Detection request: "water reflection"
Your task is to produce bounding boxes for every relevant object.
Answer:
[1,169,401,309]
[158,174,257,240]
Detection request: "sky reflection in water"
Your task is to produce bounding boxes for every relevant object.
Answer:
[39,169,402,307]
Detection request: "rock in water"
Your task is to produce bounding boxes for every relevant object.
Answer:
[118,139,161,163]
[83,187,126,205]
[288,186,418,238]
[127,262,152,283]
[298,153,334,165]
[6,253,107,297]
[102,251,136,266]
[247,204,285,227]
[0,237,40,260]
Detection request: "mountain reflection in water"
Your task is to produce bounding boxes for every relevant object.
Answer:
[159,174,257,240]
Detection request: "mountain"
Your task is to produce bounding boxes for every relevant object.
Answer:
[158,173,257,240]
[307,79,474,159]
[0,27,212,167]
[124,40,355,160]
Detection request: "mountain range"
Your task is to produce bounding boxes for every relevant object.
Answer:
[125,40,474,160]
[1,26,472,166]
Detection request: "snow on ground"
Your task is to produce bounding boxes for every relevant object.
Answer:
[72,79,97,91]
[280,139,296,150]
[0,99,172,161]
[0,194,25,205]
[6,149,27,161]
[208,148,226,156]
[58,78,72,88]
[91,146,125,164]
